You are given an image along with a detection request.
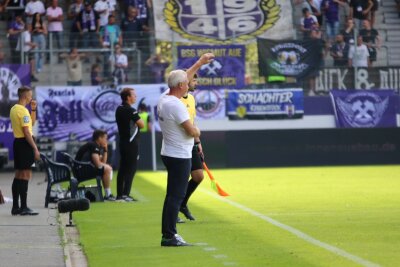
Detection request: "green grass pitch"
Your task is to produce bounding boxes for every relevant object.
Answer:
[73,166,400,267]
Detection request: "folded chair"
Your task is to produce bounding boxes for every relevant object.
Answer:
[61,152,104,202]
[40,153,75,208]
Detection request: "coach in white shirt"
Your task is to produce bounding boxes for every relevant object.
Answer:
[158,53,214,247]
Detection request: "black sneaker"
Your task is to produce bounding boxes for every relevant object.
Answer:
[161,234,192,247]
[11,207,21,216]
[20,207,39,216]
[180,205,195,220]
[177,217,185,223]
[31,75,39,82]
[104,194,116,201]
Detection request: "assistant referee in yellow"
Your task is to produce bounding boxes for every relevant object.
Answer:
[10,86,40,216]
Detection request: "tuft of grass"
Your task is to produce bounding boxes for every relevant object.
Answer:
[73,166,400,267]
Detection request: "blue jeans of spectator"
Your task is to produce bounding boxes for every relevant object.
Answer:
[161,156,191,239]
[32,34,46,72]
[326,21,339,41]
[82,32,98,48]
[49,31,63,49]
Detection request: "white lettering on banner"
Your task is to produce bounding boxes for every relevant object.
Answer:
[250,105,281,111]
[380,69,400,93]
[238,92,294,104]
[316,68,348,92]
[357,69,375,89]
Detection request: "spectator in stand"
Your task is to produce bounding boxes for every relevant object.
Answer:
[110,44,128,85]
[0,42,5,64]
[307,29,327,96]
[321,0,345,44]
[122,0,150,25]
[396,0,400,18]
[76,1,100,48]
[99,14,122,77]
[94,0,110,30]
[60,48,86,86]
[67,0,83,48]
[300,7,319,39]
[16,24,38,81]
[330,34,349,66]
[120,6,148,47]
[359,19,381,66]
[370,0,379,27]
[145,53,170,83]
[91,63,102,85]
[349,0,373,29]
[7,14,25,64]
[25,0,45,25]
[3,0,24,18]
[348,35,370,67]
[341,18,355,44]
[46,0,64,61]
[30,12,47,74]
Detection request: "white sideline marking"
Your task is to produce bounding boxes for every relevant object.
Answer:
[203,247,217,251]
[200,189,381,267]
[213,254,228,259]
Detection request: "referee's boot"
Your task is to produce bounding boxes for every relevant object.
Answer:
[180,205,195,221]
[20,207,39,216]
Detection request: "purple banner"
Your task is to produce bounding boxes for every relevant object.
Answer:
[177,45,245,89]
[0,64,31,160]
[330,90,397,128]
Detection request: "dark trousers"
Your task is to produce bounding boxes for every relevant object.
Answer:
[161,156,191,238]
[116,141,139,197]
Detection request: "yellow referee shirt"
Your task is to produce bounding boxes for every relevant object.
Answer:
[180,93,196,124]
[10,104,32,138]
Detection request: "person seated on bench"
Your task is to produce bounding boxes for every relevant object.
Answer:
[75,129,115,201]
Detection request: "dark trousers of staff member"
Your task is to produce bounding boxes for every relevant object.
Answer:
[161,156,191,238]
[116,140,139,197]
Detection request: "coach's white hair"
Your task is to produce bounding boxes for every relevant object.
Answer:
[167,70,187,88]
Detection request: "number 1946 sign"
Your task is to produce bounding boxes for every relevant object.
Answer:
[163,0,281,44]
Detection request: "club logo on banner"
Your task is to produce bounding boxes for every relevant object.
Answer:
[178,45,245,89]
[257,39,323,78]
[0,64,31,160]
[227,88,304,120]
[155,0,293,43]
[330,90,396,128]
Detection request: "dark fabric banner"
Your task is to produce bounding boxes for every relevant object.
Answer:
[257,38,323,79]
[330,89,397,128]
[177,45,245,89]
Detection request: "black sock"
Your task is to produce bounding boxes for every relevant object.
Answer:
[181,179,200,207]
[19,180,29,209]
[12,178,21,209]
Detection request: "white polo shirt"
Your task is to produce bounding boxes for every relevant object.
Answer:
[46,6,63,32]
[157,93,193,159]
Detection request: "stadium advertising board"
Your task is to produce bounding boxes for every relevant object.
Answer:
[330,90,397,128]
[154,0,294,43]
[0,64,31,159]
[315,67,400,94]
[36,85,226,141]
[257,38,323,79]
[177,45,245,89]
[226,88,304,119]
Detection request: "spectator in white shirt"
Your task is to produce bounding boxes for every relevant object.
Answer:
[46,0,64,53]
[25,0,45,25]
[348,35,370,67]
[109,44,128,84]
[94,0,110,28]
[16,24,38,81]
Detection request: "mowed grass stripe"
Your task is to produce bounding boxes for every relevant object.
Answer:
[74,166,400,267]
[200,189,381,267]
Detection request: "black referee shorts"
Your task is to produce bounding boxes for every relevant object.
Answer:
[191,146,203,172]
[13,138,34,170]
